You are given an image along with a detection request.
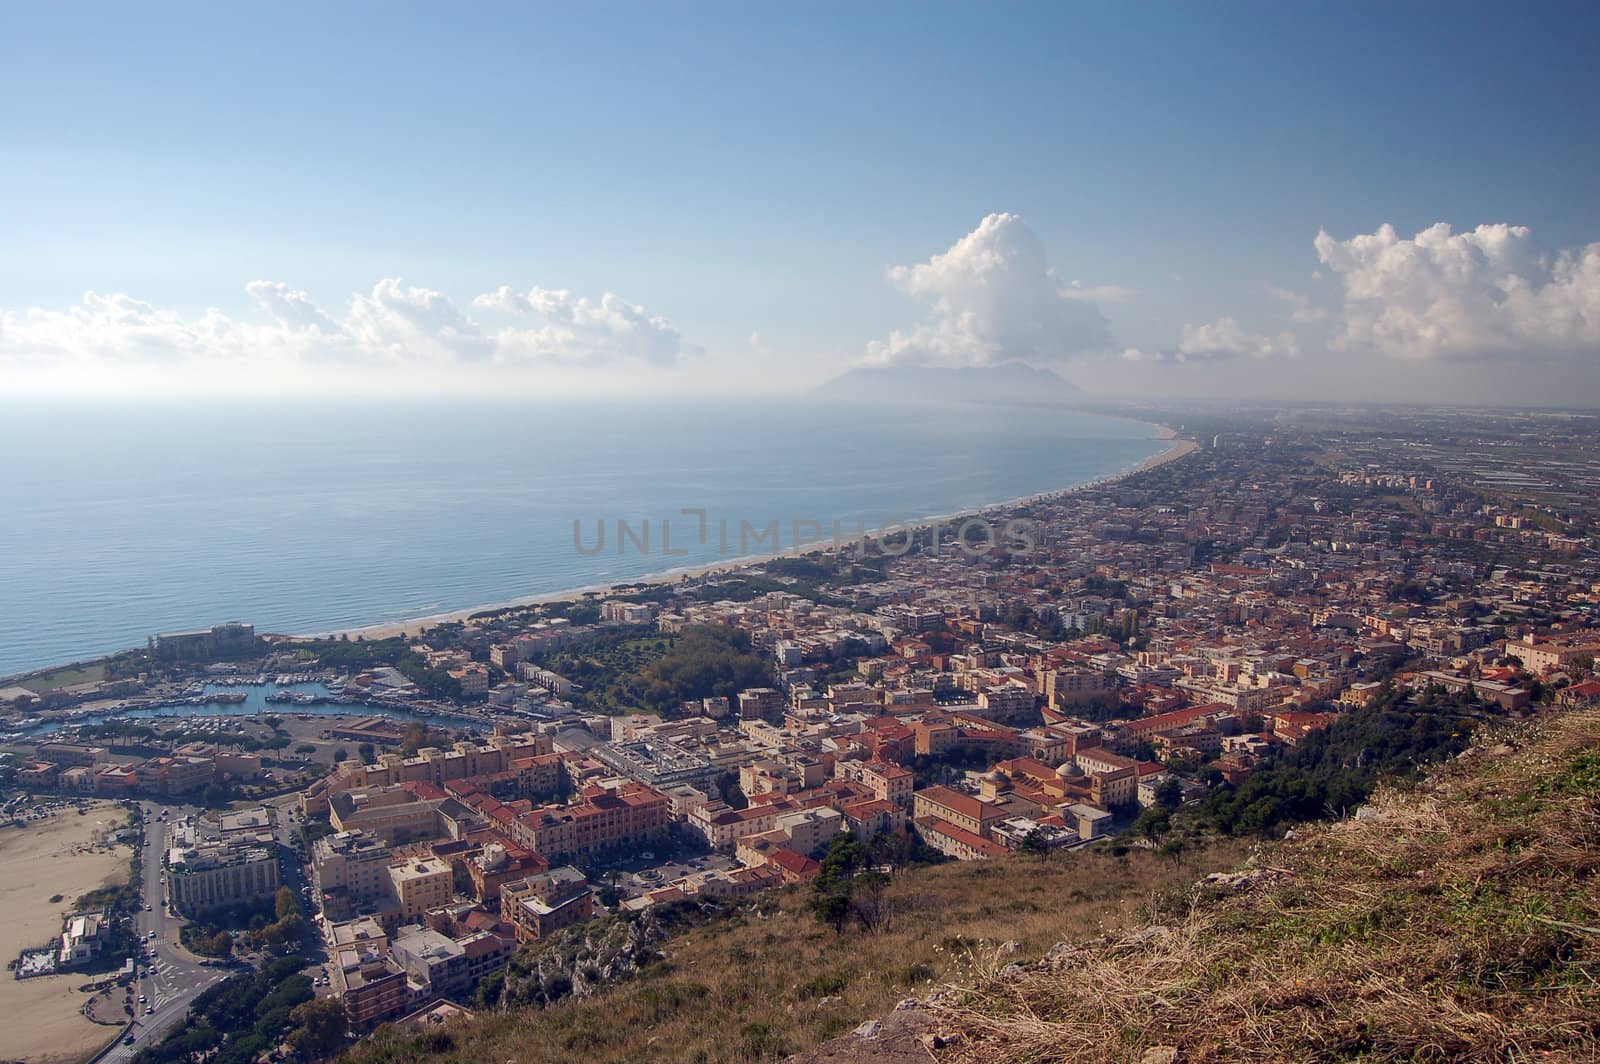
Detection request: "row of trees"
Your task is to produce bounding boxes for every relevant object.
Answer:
[1192,696,1478,837]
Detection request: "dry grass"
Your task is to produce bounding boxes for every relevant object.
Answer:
[343,838,1250,1064]
[930,708,1600,1063]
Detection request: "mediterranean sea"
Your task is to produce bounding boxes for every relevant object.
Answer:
[0,399,1168,678]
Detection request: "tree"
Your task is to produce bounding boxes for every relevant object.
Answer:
[1133,805,1171,841]
[1019,828,1053,857]
[357,743,377,764]
[332,747,349,763]
[400,722,436,757]
[811,832,893,935]
[810,890,851,935]
[275,886,298,920]
[287,996,348,1058]
[850,870,893,932]
[1154,776,1183,808]
[714,770,748,810]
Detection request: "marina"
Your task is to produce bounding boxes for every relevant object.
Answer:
[17,680,499,739]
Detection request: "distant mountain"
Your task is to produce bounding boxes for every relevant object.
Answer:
[813,361,1083,406]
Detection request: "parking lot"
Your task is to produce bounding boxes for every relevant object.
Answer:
[583,831,739,896]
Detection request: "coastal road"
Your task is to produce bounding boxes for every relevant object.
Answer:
[99,807,229,1064]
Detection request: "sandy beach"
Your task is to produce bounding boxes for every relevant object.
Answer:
[289,425,1200,644]
[0,805,132,1064]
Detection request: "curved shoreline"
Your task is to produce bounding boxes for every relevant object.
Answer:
[2,420,1199,679]
[293,424,1198,643]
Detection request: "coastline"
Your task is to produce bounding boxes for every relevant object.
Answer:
[291,424,1199,644]
[1,420,1199,680]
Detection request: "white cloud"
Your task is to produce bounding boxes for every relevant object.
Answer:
[866,212,1118,367]
[245,281,340,334]
[1178,317,1298,360]
[472,286,688,367]
[1314,222,1600,360]
[0,291,278,367]
[348,278,491,362]
[0,278,689,374]
[1266,285,1328,323]
[1121,316,1296,363]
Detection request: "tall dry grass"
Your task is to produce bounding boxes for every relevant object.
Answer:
[931,708,1600,1063]
[344,838,1250,1064]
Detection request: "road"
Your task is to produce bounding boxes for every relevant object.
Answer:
[267,797,330,982]
[99,806,229,1064]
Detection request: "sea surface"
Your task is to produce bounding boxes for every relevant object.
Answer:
[0,399,1168,678]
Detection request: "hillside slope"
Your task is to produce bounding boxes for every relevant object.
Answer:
[341,840,1249,1064]
[890,707,1600,1063]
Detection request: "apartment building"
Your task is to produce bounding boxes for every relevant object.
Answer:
[389,925,472,1000]
[387,857,452,921]
[168,837,281,916]
[328,787,448,845]
[312,830,396,919]
[510,782,669,859]
[501,866,593,943]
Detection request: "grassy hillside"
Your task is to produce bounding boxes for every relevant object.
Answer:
[928,707,1600,1062]
[342,839,1251,1064]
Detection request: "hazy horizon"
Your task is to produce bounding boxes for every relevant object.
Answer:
[4,3,1598,405]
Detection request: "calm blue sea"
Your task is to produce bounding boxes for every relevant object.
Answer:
[0,399,1166,678]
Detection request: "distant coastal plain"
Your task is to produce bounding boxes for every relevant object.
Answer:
[0,399,1176,679]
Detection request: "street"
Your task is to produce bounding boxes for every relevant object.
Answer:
[99,807,228,1064]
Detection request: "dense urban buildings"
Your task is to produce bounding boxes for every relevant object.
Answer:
[6,404,1600,1037]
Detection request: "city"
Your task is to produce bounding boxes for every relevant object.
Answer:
[4,401,1599,1060]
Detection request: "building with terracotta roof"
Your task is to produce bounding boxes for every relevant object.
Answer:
[911,785,1008,838]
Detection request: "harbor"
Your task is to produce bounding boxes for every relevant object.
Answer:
[11,678,501,741]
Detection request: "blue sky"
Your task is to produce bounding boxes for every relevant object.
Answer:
[4,2,1599,402]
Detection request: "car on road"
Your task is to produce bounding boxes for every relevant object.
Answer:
[144,903,152,911]
[124,1035,136,1046]
[138,995,146,1004]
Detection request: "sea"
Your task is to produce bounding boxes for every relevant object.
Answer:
[0,399,1169,679]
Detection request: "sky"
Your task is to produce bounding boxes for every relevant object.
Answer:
[3,2,1599,404]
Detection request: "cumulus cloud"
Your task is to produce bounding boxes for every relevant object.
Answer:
[349,278,492,362]
[0,292,275,367]
[1314,222,1600,360]
[245,281,340,334]
[866,212,1119,367]
[1121,317,1297,363]
[473,286,688,367]
[0,278,688,373]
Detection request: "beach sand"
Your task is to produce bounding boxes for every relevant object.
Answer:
[289,427,1200,644]
[0,806,133,1064]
